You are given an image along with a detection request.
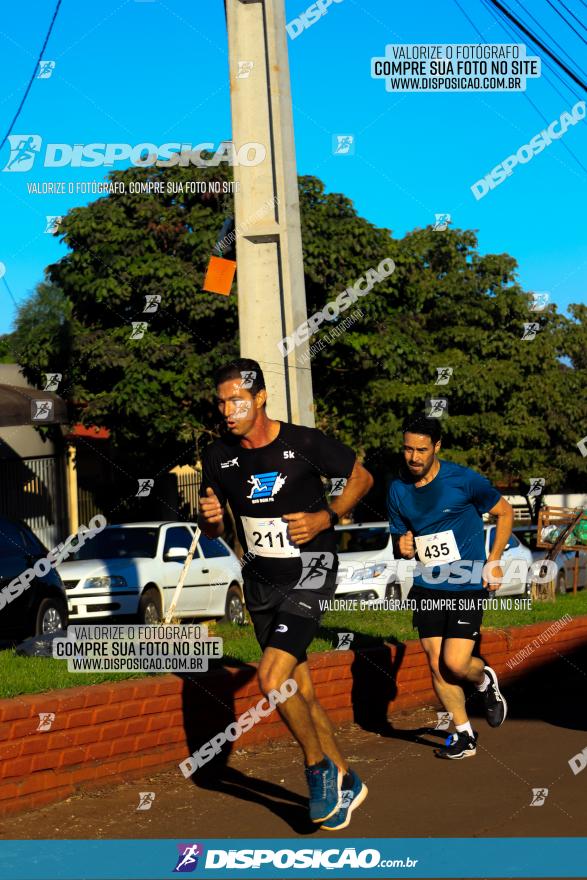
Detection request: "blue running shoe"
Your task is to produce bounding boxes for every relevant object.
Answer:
[305,756,341,823]
[321,770,368,830]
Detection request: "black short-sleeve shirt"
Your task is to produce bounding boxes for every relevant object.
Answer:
[200,421,356,585]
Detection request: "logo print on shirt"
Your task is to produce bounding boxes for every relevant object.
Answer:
[283,450,295,458]
[221,457,239,469]
[275,624,288,633]
[246,472,287,501]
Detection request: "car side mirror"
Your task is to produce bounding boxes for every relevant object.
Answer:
[165,546,189,561]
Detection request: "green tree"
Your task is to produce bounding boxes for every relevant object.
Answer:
[13,169,587,496]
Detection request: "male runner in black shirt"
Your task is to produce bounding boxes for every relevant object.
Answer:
[199,358,373,829]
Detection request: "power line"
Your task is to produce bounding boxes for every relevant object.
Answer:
[487,0,587,91]
[483,0,583,102]
[2,277,19,309]
[512,0,586,75]
[546,0,587,38]
[0,0,62,154]
[455,0,587,176]
[544,0,587,44]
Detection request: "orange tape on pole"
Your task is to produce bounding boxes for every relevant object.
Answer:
[203,255,237,295]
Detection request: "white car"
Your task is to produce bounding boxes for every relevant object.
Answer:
[57,522,245,624]
[333,521,534,604]
[334,522,397,603]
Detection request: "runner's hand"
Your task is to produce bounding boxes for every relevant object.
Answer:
[483,561,503,592]
[398,531,416,558]
[199,487,224,525]
[283,511,329,545]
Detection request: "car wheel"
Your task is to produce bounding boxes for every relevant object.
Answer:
[557,572,567,595]
[223,584,245,625]
[35,596,68,636]
[138,588,162,624]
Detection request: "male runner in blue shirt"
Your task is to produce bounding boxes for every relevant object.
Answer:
[388,413,513,759]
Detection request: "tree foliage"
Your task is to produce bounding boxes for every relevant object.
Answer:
[12,167,587,492]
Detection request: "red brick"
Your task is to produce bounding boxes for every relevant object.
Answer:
[110,735,138,757]
[162,695,183,712]
[114,755,144,774]
[45,732,74,751]
[152,676,182,696]
[57,746,87,767]
[85,741,113,761]
[8,718,38,739]
[69,765,102,784]
[99,721,128,742]
[0,784,73,817]
[2,756,34,779]
[145,715,170,733]
[53,691,87,713]
[64,708,97,728]
[18,771,59,797]
[118,701,144,719]
[82,686,117,708]
[92,705,122,724]
[134,732,165,751]
[12,733,48,758]
[106,682,139,703]
[0,782,19,802]
[140,697,169,714]
[157,727,185,746]
[31,752,60,773]
[0,701,32,723]
[72,726,101,746]
[124,717,147,736]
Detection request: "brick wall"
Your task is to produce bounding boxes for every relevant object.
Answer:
[0,615,585,817]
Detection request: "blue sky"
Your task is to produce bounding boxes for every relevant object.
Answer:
[0,0,585,335]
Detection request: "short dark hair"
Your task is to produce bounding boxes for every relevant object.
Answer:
[214,358,266,398]
[402,412,442,444]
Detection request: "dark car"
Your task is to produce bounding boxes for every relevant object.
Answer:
[0,516,68,640]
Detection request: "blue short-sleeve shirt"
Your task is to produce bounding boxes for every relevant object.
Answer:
[387,460,502,591]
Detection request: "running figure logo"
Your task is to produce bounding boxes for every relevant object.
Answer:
[529,292,549,312]
[37,712,56,732]
[332,134,355,155]
[530,788,549,806]
[247,472,287,500]
[43,373,62,391]
[37,60,56,79]
[45,216,62,234]
[173,843,204,872]
[522,322,540,341]
[577,436,587,458]
[136,791,156,811]
[294,552,335,590]
[336,632,354,651]
[528,477,545,498]
[31,400,54,421]
[3,134,41,172]
[136,479,154,497]
[425,398,448,418]
[130,321,148,339]
[143,295,161,313]
[435,711,453,730]
[330,477,347,496]
[433,213,451,231]
[435,367,453,385]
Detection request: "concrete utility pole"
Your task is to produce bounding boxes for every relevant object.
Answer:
[225,0,315,426]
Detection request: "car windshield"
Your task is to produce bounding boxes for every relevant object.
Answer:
[334,527,389,553]
[73,527,159,560]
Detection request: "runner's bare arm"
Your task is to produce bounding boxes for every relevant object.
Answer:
[283,459,374,545]
[198,487,225,539]
[483,496,514,590]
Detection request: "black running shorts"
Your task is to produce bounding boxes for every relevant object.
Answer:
[409,586,486,640]
[244,568,337,663]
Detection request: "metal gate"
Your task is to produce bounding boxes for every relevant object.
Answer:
[0,455,68,548]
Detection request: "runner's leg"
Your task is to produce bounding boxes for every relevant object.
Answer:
[421,636,469,726]
[293,661,348,773]
[257,646,324,765]
[442,637,485,687]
